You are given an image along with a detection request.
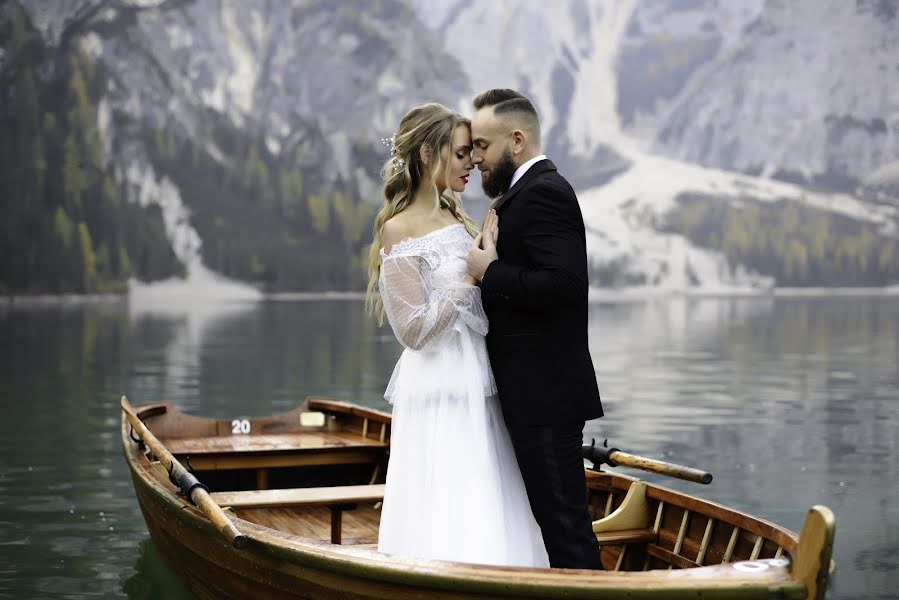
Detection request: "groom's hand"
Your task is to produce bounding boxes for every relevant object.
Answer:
[467,236,497,282]
[468,210,499,281]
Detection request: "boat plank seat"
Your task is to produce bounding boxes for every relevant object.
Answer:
[211,484,385,545]
[594,528,658,546]
[161,432,387,471]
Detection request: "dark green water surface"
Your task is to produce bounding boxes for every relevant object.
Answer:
[0,296,896,599]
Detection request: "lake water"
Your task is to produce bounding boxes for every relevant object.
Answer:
[0,295,896,599]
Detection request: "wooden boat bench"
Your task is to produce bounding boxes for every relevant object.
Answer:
[162,432,388,473]
[590,480,660,559]
[594,528,658,546]
[210,484,385,545]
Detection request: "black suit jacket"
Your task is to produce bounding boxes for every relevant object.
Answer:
[481,159,603,426]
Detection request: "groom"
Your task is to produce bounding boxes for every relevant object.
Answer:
[467,89,604,570]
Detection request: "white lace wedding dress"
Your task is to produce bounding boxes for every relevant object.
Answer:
[376,223,549,567]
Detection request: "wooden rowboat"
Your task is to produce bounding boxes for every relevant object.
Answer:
[120,396,836,599]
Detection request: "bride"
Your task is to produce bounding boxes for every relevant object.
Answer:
[365,103,549,567]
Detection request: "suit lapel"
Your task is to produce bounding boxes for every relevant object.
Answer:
[493,159,557,212]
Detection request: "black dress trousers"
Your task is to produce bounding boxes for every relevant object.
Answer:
[507,422,603,570]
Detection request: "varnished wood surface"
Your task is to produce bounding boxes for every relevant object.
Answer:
[120,398,827,599]
[121,397,246,549]
[792,506,836,600]
[164,431,387,454]
[585,470,800,565]
[212,484,385,509]
[178,450,382,471]
[594,529,658,546]
[134,471,806,599]
[136,399,391,443]
[236,505,382,546]
[608,450,713,484]
[645,486,797,552]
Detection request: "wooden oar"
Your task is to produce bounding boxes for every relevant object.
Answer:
[583,440,713,485]
[121,396,248,549]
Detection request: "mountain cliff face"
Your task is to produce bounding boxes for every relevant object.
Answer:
[420,0,897,189]
[7,0,468,292]
[415,0,899,289]
[89,0,465,190]
[23,0,465,159]
[5,0,898,293]
[648,0,899,191]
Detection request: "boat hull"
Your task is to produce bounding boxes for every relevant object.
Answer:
[121,400,822,599]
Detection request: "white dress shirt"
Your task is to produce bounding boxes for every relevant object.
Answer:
[508,154,547,191]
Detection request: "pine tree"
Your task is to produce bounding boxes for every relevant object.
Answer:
[77,222,97,292]
[54,207,74,249]
[244,145,269,201]
[16,66,42,207]
[308,192,330,235]
[279,167,304,219]
[332,190,353,242]
[96,243,111,282]
[63,132,86,209]
[118,246,132,279]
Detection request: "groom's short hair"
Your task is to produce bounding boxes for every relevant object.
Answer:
[473,89,541,145]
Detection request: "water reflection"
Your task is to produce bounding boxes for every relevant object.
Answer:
[0,296,895,599]
[583,297,898,599]
[121,539,192,600]
[121,298,401,417]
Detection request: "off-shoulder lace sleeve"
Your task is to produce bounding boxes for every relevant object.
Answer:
[379,251,488,351]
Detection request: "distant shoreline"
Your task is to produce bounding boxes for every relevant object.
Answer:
[3,285,898,307]
[588,285,899,302]
[1,293,128,306]
[0,290,367,307]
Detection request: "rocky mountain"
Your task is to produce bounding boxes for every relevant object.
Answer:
[416,0,899,289]
[649,1,898,192]
[421,0,897,189]
[3,0,468,293]
[2,0,897,294]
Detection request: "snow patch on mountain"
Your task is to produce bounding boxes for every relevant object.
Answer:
[413,0,628,177]
[125,161,200,267]
[218,1,259,120]
[122,159,259,298]
[566,0,635,157]
[580,151,897,291]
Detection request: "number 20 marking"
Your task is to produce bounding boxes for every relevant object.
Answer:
[231,419,251,434]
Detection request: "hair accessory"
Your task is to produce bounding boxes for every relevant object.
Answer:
[381,134,405,172]
[380,135,397,155]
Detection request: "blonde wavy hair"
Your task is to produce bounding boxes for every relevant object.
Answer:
[365,103,479,324]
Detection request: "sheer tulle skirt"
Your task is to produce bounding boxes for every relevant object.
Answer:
[378,325,549,567]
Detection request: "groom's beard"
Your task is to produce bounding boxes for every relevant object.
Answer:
[480,148,517,200]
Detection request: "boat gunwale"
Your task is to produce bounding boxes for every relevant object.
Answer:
[121,400,808,598]
[586,471,800,553]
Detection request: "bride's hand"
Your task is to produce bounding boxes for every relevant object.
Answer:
[480,210,499,249]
